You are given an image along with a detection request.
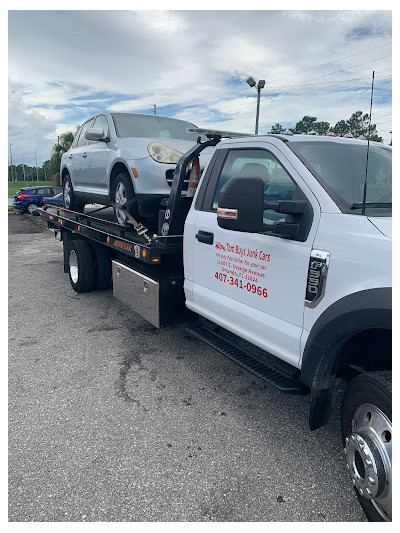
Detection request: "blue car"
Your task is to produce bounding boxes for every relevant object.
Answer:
[13,186,63,213]
[43,192,64,208]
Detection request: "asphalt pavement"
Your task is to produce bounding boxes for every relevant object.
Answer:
[8,212,367,522]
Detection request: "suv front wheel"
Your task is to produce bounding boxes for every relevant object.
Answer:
[112,172,139,225]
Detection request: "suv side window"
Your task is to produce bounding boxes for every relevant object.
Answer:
[93,115,109,137]
[76,119,95,147]
[88,115,110,145]
[211,148,298,227]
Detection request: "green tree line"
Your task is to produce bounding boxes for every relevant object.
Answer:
[8,128,79,183]
[269,110,384,142]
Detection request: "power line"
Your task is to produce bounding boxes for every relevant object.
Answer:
[265,41,392,85]
[267,55,392,92]
[223,72,392,115]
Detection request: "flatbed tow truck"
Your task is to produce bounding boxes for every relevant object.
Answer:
[38,128,392,522]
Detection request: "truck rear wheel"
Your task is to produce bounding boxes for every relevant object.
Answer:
[68,239,94,293]
[112,172,139,225]
[341,371,392,521]
[91,243,112,290]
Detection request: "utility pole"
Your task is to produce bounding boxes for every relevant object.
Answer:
[9,144,14,181]
[22,153,26,180]
[152,104,157,115]
[35,149,39,181]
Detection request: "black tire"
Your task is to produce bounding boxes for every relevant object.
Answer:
[341,371,392,522]
[63,174,85,212]
[112,172,139,225]
[26,203,39,214]
[91,243,112,291]
[68,239,94,293]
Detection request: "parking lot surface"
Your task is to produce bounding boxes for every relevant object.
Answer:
[8,213,366,522]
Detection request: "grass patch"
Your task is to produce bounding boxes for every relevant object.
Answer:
[8,181,57,197]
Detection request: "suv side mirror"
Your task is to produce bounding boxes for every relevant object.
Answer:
[217,176,264,233]
[85,127,109,142]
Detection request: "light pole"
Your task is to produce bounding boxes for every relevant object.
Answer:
[246,77,265,134]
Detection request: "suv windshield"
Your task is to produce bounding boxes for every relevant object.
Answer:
[112,113,204,142]
[289,140,392,214]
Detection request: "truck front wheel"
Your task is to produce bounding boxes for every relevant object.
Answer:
[341,371,392,521]
[68,239,94,293]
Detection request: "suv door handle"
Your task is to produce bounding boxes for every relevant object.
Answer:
[82,152,87,158]
[195,230,214,245]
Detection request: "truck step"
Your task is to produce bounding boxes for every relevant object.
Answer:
[186,322,307,394]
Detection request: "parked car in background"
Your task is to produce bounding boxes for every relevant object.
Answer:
[60,112,214,225]
[13,186,63,213]
[43,192,63,208]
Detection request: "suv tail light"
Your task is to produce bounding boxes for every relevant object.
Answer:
[17,194,30,200]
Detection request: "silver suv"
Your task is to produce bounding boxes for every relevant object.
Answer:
[60,112,213,224]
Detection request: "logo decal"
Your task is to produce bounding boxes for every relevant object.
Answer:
[305,250,330,307]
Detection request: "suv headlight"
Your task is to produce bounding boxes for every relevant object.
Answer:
[148,142,183,164]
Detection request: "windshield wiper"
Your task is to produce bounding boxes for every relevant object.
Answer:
[350,202,392,209]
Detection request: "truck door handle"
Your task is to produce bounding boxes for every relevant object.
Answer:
[196,230,214,245]
[82,152,87,158]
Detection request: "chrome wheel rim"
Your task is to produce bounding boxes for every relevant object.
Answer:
[64,180,71,208]
[344,403,392,521]
[28,203,38,214]
[69,249,79,284]
[114,182,128,224]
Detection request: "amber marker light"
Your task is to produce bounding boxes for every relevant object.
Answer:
[131,168,139,178]
[107,237,110,243]
[142,250,147,258]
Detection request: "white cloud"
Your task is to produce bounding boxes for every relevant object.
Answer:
[8,9,392,167]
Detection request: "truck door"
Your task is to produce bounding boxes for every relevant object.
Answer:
[188,142,320,368]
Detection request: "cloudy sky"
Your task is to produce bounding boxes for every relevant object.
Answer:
[8,7,392,167]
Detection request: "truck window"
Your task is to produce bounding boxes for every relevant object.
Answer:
[212,149,297,227]
[288,141,392,214]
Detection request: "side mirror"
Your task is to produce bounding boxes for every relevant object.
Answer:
[217,176,264,233]
[85,127,108,142]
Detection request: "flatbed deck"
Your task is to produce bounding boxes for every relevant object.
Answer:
[40,205,183,265]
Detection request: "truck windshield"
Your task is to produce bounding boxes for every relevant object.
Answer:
[288,141,392,214]
[112,113,206,142]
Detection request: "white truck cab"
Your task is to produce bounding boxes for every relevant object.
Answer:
[184,133,392,521]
